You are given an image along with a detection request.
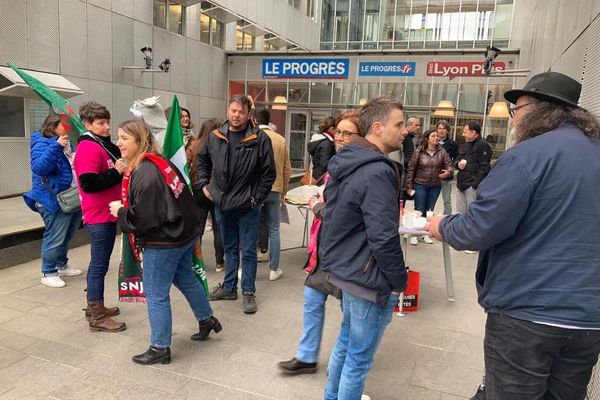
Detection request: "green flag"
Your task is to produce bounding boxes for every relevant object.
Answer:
[162,95,191,188]
[7,63,86,135]
[162,95,209,294]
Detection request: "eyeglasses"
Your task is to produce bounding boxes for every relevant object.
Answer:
[508,103,532,118]
[333,129,360,138]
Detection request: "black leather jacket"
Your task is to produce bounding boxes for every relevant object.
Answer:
[456,137,492,191]
[197,121,275,213]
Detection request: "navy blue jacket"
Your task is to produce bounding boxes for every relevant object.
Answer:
[320,138,407,307]
[440,125,600,328]
[23,132,73,214]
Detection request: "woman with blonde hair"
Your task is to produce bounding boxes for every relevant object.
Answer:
[109,119,221,366]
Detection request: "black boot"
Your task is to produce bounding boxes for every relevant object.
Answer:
[190,316,222,341]
[132,346,171,365]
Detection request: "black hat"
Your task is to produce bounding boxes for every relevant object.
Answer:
[504,71,581,107]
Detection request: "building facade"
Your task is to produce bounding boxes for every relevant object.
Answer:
[0,0,598,197]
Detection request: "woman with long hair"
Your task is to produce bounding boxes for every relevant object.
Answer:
[188,118,225,272]
[278,110,361,374]
[110,119,222,365]
[23,114,83,288]
[406,128,453,245]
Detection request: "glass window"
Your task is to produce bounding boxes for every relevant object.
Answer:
[247,81,267,106]
[349,0,364,43]
[460,84,486,114]
[405,83,431,106]
[236,24,254,51]
[335,0,350,42]
[321,0,335,42]
[493,1,513,43]
[357,83,380,104]
[309,82,333,103]
[153,0,167,29]
[332,82,355,105]
[168,2,183,34]
[28,98,50,136]
[229,81,245,98]
[431,83,459,109]
[0,97,25,137]
[267,81,288,103]
[289,82,310,103]
[211,19,223,48]
[381,83,405,101]
[200,14,210,43]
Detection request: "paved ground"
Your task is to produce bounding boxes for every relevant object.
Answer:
[0,200,486,400]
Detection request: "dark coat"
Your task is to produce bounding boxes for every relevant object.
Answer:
[456,136,492,191]
[197,121,276,213]
[320,137,407,307]
[440,125,600,328]
[440,138,459,181]
[307,133,335,181]
[118,158,200,248]
[406,146,453,188]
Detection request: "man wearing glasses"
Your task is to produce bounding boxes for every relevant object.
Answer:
[427,72,600,400]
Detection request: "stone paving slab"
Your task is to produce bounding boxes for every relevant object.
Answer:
[0,200,486,399]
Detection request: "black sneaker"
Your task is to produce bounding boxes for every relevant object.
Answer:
[277,357,318,375]
[470,385,486,400]
[242,291,257,314]
[208,283,237,301]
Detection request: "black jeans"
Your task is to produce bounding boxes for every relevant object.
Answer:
[197,204,224,265]
[484,312,600,400]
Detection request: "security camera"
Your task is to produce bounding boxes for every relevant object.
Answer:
[484,46,501,75]
[140,47,153,69]
[159,58,171,73]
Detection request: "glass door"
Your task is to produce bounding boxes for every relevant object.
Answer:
[285,110,309,173]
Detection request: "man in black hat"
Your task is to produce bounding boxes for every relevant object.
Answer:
[426,71,600,400]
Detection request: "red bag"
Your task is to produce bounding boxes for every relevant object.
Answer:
[401,270,420,312]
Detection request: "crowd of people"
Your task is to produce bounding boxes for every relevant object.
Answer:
[22,71,600,400]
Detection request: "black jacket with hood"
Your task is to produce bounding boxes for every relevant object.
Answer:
[197,120,275,213]
[320,137,407,307]
[307,132,335,181]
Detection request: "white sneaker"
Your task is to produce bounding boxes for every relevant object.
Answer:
[269,269,283,281]
[409,237,418,246]
[58,265,82,276]
[41,275,66,288]
[361,395,371,400]
[464,250,477,254]
[423,236,434,244]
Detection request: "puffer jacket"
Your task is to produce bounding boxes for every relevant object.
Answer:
[23,132,73,214]
[197,120,275,213]
[406,146,453,189]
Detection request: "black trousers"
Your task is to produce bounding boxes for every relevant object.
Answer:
[484,312,600,400]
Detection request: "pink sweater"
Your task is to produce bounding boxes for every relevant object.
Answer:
[74,140,120,224]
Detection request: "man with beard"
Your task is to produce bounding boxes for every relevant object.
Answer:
[427,72,600,400]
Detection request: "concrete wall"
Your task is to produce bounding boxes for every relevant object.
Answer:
[510,0,600,115]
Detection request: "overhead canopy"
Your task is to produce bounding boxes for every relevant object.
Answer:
[0,66,83,99]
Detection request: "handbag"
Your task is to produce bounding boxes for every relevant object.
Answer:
[41,178,81,213]
[300,158,318,186]
[305,264,342,299]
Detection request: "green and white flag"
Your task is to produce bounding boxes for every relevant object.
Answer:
[162,95,191,188]
[162,96,209,294]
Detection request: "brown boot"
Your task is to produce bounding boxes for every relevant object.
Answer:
[88,300,126,332]
[84,299,120,321]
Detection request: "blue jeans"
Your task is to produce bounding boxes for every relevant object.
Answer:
[36,203,81,276]
[413,183,442,217]
[261,192,281,270]
[296,286,329,363]
[484,313,600,400]
[214,206,260,293]
[84,223,117,301]
[143,239,213,348]
[325,292,398,400]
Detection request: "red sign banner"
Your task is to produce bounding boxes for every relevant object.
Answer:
[426,61,506,80]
